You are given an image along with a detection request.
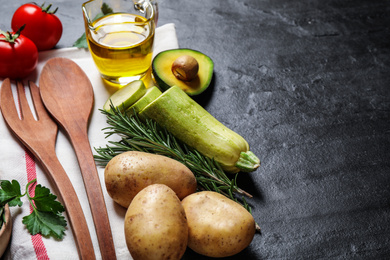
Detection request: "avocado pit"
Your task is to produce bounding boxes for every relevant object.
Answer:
[152,48,214,96]
[171,55,199,82]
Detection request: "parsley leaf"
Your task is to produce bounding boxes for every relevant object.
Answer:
[72,33,89,49]
[73,3,113,48]
[0,179,67,239]
[22,210,67,239]
[0,180,23,207]
[32,184,65,214]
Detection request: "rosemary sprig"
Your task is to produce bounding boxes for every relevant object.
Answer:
[94,106,253,210]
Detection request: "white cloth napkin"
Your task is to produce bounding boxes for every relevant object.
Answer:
[0,23,178,260]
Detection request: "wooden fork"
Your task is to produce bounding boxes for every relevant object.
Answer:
[0,79,96,260]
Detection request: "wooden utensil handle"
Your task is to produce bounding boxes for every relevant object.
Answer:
[37,150,96,260]
[67,127,116,260]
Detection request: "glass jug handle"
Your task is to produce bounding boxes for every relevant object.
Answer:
[133,0,158,25]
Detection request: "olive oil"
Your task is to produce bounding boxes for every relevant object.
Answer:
[86,13,155,84]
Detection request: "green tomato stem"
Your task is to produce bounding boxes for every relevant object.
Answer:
[41,3,58,14]
[0,24,25,43]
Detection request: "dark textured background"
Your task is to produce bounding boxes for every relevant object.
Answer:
[2,0,390,259]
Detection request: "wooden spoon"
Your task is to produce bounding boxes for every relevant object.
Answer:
[39,57,116,260]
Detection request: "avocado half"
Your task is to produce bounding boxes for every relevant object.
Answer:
[152,49,214,96]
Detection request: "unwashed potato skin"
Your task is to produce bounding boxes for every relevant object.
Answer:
[182,191,256,258]
[125,184,188,260]
[104,151,197,208]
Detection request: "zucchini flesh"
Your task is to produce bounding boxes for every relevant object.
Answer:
[103,80,146,112]
[127,86,162,115]
[139,86,260,173]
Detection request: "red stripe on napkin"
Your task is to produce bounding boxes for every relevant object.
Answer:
[25,151,50,260]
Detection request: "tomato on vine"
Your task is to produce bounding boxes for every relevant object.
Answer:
[11,3,63,51]
[0,25,38,79]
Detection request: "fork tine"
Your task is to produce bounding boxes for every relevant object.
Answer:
[28,81,49,122]
[16,80,35,121]
[1,79,96,259]
[0,78,19,119]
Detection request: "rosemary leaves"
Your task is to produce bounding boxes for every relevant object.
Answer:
[94,107,253,211]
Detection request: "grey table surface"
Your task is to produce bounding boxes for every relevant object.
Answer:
[1,0,390,259]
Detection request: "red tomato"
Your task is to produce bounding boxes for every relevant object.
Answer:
[11,3,63,51]
[0,28,38,79]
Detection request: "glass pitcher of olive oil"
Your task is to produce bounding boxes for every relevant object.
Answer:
[82,0,156,86]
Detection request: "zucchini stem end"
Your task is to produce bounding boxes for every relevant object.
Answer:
[235,151,260,172]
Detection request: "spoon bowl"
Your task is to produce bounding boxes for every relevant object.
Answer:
[39,57,116,260]
[39,57,93,127]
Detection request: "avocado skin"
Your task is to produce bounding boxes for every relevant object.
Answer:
[152,49,214,96]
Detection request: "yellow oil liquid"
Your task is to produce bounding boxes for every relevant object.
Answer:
[86,13,154,84]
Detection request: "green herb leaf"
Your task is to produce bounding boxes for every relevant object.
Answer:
[0,180,23,207]
[32,184,65,214]
[0,179,67,239]
[94,106,253,211]
[101,2,113,14]
[73,2,113,48]
[73,33,88,49]
[22,210,67,239]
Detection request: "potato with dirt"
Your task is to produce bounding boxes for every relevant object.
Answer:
[104,151,197,208]
[124,184,188,260]
[182,191,256,257]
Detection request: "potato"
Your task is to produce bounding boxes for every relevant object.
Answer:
[104,151,197,208]
[124,184,188,260]
[181,191,256,258]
